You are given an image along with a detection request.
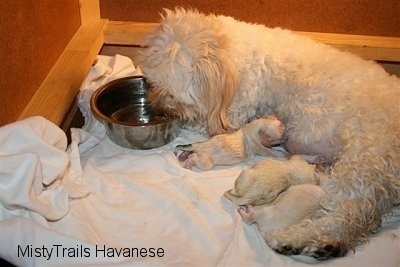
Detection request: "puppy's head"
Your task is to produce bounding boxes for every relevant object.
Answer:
[137,8,238,136]
[224,160,291,206]
[257,115,285,147]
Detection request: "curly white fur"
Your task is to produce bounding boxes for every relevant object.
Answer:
[137,8,400,259]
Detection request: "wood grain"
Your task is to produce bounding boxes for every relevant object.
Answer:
[103,21,400,62]
[18,20,107,125]
[79,0,101,24]
[0,0,81,126]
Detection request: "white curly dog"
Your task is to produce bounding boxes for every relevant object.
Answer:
[137,8,400,259]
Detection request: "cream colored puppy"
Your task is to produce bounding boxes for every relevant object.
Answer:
[224,155,328,205]
[175,115,286,170]
[238,184,326,234]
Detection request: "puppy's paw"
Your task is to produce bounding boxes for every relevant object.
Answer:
[174,144,194,169]
[174,144,194,161]
[176,150,193,162]
[238,204,255,224]
[174,144,214,170]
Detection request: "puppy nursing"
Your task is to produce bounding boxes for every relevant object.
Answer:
[226,155,329,244]
[224,155,321,206]
[238,184,326,235]
[175,115,287,170]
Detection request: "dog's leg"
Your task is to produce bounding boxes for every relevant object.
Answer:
[265,210,353,259]
[265,198,380,259]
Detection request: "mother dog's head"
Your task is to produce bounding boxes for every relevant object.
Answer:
[137,8,238,136]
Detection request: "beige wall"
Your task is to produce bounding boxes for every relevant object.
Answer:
[100,0,400,37]
[0,0,81,126]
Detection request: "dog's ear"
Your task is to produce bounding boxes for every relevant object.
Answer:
[192,36,238,136]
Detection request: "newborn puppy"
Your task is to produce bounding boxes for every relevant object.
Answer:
[224,155,328,205]
[175,115,286,170]
[238,184,326,234]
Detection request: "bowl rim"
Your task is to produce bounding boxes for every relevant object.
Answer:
[90,75,178,127]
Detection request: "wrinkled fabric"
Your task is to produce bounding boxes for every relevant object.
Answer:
[0,116,89,222]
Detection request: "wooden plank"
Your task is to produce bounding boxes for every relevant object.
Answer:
[100,45,143,61]
[298,31,400,62]
[100,44,400,77]
[103,21,400,62]
[103,21,159,45]
[298,31,400,48]
[18,19,107,125]
[79,0,100,24]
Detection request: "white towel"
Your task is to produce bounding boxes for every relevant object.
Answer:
[0,116,89,222]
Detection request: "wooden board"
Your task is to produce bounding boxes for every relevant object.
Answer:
[18,19,107,125]
[99,0,400,38]
[0,0,81,126]
[103,21,400,62]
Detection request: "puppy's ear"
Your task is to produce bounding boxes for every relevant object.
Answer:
[223,190,249,205]
[192,35,238,136]
[259,129,272,147]
[259,116,285,146]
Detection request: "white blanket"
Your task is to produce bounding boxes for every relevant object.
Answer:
[1,55,399,267]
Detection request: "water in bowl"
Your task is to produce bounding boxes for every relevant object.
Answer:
[111,104,171,125]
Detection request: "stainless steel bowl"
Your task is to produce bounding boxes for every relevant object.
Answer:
[90,76,180,149]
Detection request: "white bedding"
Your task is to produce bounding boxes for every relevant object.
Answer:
[1,55,399,267]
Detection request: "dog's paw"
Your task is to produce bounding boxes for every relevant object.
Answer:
[266,228,351,260]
